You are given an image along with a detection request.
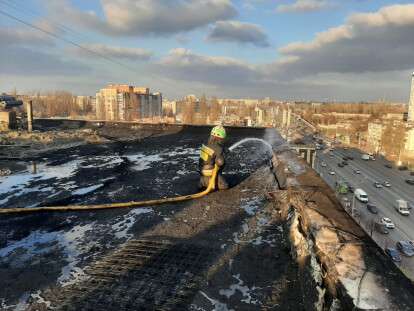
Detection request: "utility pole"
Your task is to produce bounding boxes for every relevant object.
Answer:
[26,100,33,132]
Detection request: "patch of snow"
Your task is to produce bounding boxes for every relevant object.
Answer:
[166,147,199,162]
[14,292,30,311]
[341,272,391,310]
[233,232,242,244]
[72,184,104,196]
[176,169,190,176]
[57,223,96,286]
[30,291,51,308]
[111,208,153,239]
[257,217,270,227]
[127,153,163,171]
[240,197,261,216]
[0,160,82,205]
[219,274,259,305]
[80,156,123,168]
[200,291,234,311]
[0,230,58,258]
[251,236,263,245]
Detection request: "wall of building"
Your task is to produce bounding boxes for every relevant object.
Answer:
[0,111,17,131]
[95,85,162,121]
[408,74,414,122]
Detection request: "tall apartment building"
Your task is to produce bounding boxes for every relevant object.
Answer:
[367,121,384,153]
[405,127,414,152]
[95,84,162,121]
[408,73,414,122]
[74,95,95,112]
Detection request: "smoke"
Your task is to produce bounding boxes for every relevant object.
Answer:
[263,128,289,152]
[263,128,283,147]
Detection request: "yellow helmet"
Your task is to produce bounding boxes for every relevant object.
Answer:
[211,125,226,139]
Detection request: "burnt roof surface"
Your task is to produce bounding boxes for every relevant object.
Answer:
[0,126,307,310]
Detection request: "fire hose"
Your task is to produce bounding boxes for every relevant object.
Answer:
[0,165,219,214]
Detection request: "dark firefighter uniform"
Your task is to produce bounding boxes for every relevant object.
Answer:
[199,126,229,190]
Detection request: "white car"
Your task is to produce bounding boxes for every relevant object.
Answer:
[329,171,335,175]
[321,162,327,167]
[383,181,391,187]
[381,217,395,229]
[354,169,361,174]
[373,182,383,188]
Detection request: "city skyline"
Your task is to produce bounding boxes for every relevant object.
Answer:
[1,0,414,101]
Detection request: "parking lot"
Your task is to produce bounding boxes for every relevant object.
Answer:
[315,146,414,279]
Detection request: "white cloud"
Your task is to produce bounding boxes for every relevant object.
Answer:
[277,0,331,13]
[207,20,270,47]
[0,26,54,46]
[274,4,414,77]
[156,48,261,86]
[152,4,414,100]
[46,0,237,36]
[0,46,89,76]
[73,44,153,61]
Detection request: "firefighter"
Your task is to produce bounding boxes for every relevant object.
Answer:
[199,125,229,190]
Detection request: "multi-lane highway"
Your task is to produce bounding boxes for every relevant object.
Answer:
[315,146,414,278]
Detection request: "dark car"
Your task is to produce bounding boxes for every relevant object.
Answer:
[367,203,378,214]
[342,157,348,161]
[385,163,393,168]
[347,156,354,160]
[375,222,389,234]
[406,179,414,185]
[343,181,354,193]
[342,161,348,166]
[410,171,414,176]
[385,247,402,262]
[338,163,344,167]
[399,166,408,171]
[397,241,414,257]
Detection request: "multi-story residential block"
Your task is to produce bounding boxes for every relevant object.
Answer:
[408,73,414,122]
[405,127,414,152]
[73,96,95,114]
[367,121,384,153]
[95,84,162,121]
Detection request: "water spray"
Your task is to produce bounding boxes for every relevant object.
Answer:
[228,138,274,153]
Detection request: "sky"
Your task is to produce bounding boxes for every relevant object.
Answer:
[1,0,414,101]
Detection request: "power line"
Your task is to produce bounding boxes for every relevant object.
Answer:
[0,7,136,72]
[0,3,181,95]
[0,0,95,45]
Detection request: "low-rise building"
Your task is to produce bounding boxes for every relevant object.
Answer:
[0,111,17,131]
[383,113,404,120]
